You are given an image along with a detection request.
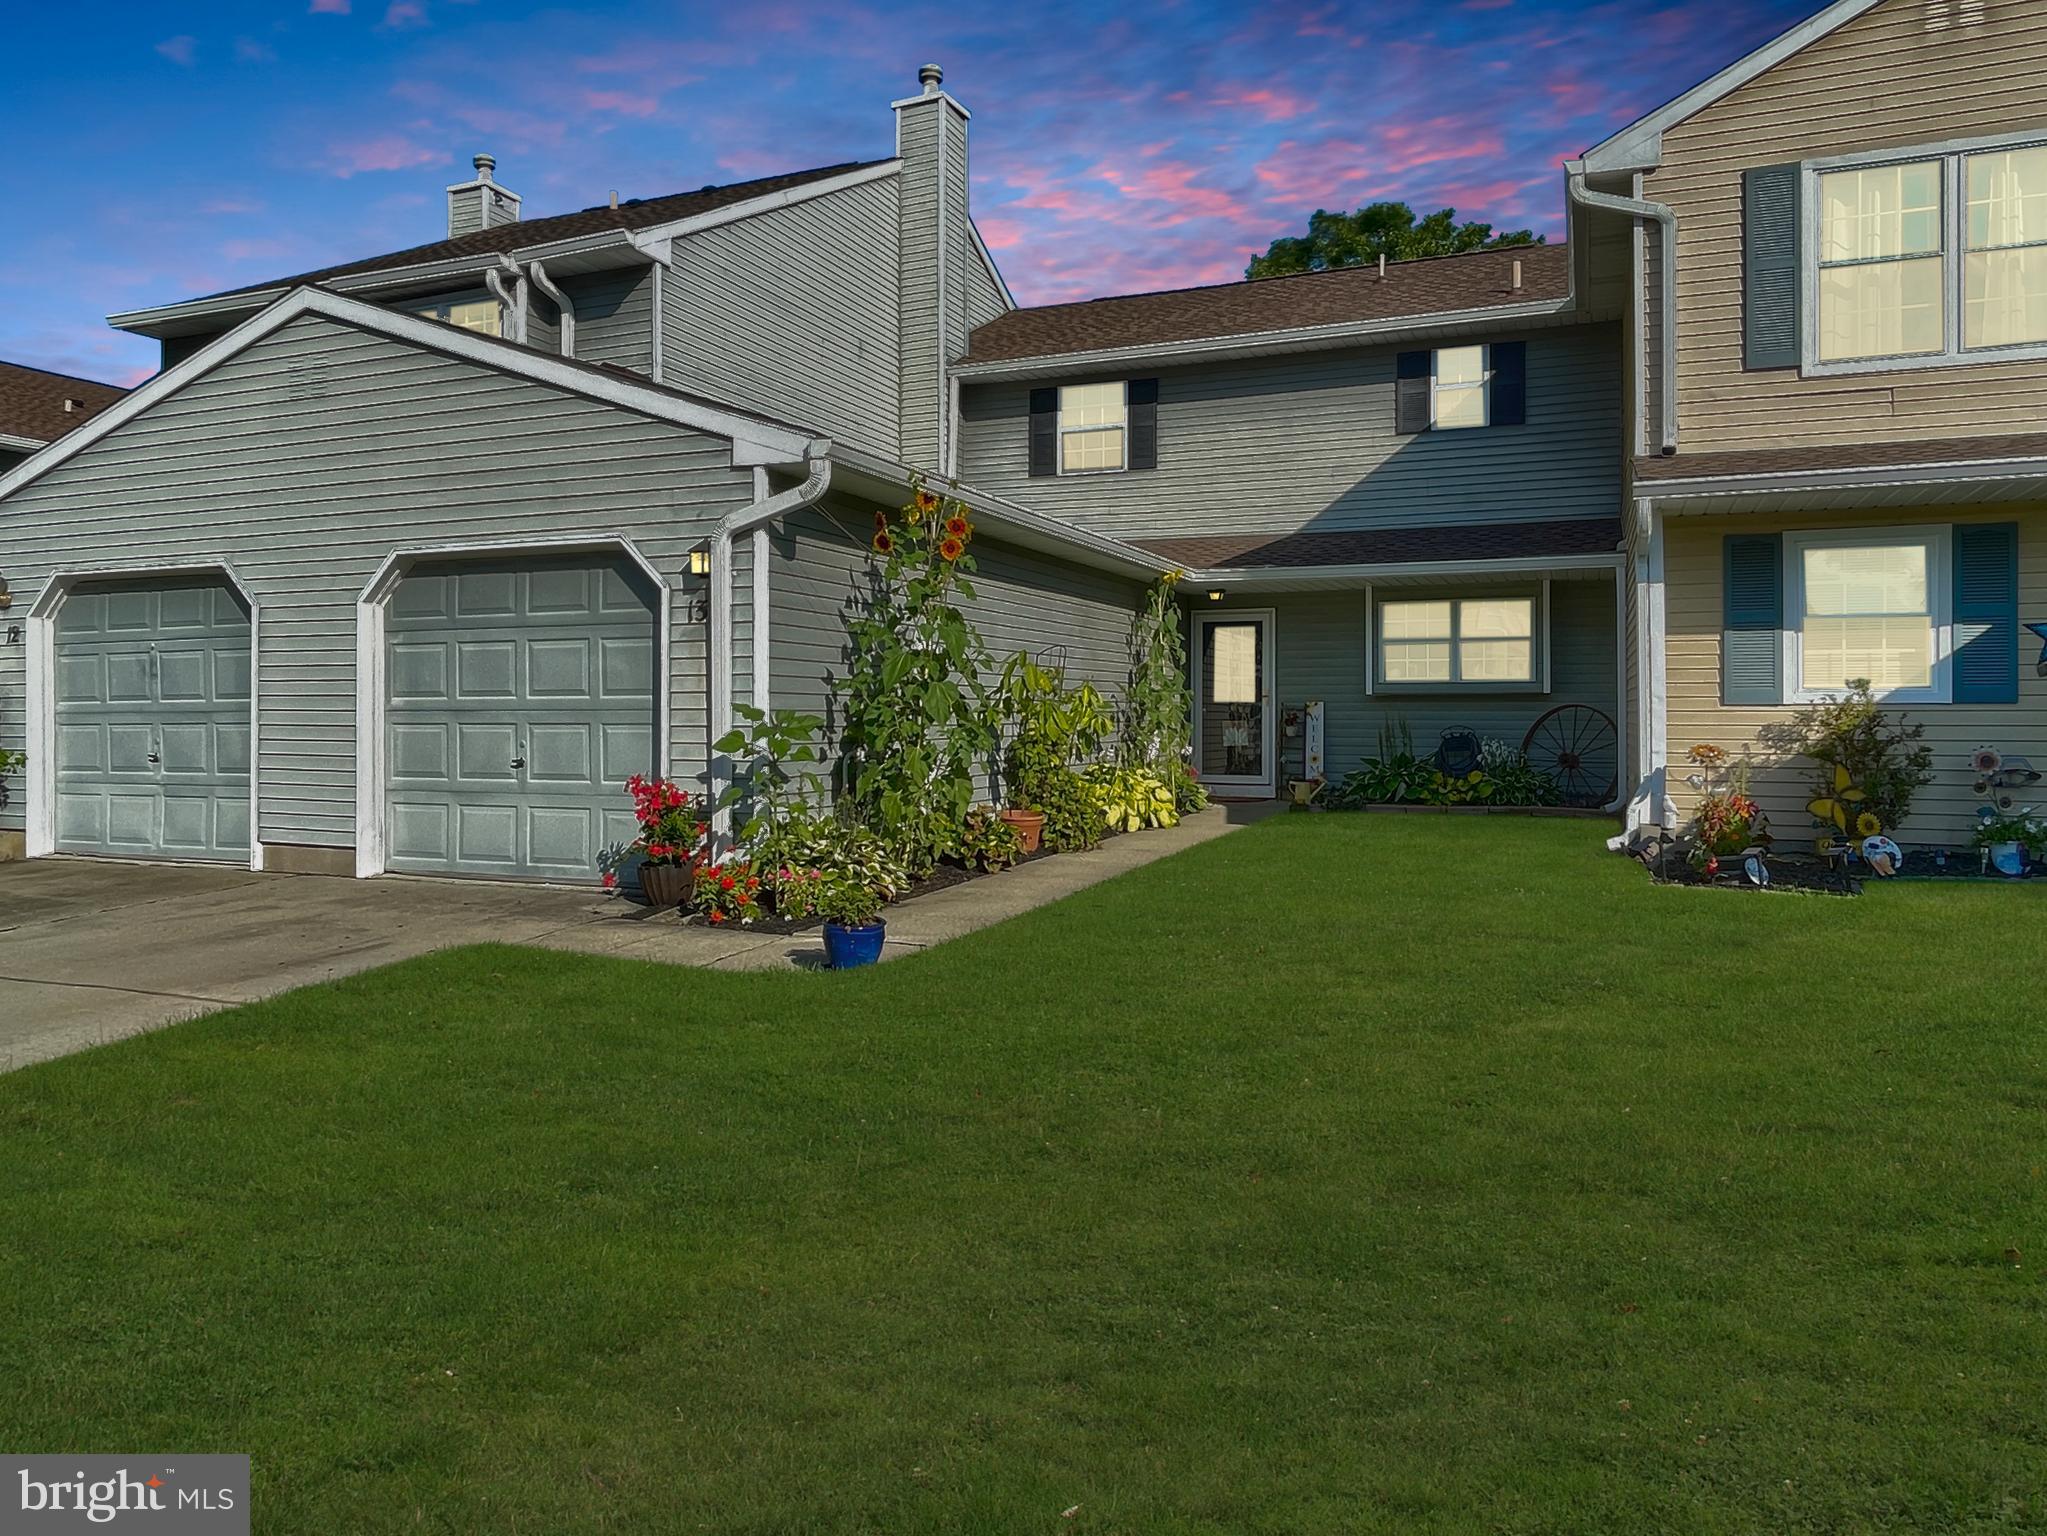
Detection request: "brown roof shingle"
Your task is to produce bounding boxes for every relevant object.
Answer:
[195,160,889,303]
[0,362,127,446]
[1138,517,1622,571]
[962,243,1568,365]
[1635,433,2047,483]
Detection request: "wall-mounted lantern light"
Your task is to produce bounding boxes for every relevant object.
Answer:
[1206,589,1224,602]
[689,547,712,578]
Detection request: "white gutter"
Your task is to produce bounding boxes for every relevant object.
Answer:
[1181,551,1624,589]
[1566,162,1677,456]
[708,446,833,835]
[526,259,575,356]
[951,296,1577,382]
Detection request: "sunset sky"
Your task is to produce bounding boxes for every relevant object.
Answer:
[1,0,1820,386]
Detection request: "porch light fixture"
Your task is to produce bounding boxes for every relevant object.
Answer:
[1207,589,1224,602]
[689,547,712,578]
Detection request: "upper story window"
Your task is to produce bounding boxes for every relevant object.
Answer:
[1802,134,2047,371]
[413,292,501,337]
[1026,380,1159,478]
[1058,382,1126,473]
[1395,342,1525,434]
[1378,594,1538,688]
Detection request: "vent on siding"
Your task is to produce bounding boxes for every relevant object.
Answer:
[1925,0,1989,29]
[285,360,330,401]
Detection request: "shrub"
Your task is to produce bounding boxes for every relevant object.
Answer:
[1769,681,1934,834]
[1000,653,1114,851]
[771,815,913,906]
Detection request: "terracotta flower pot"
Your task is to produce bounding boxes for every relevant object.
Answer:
[998,807,1046,855]
[637,861,689,908]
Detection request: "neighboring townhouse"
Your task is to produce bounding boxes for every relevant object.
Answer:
[1576,0,2047,847]
[954,240,1634,805]
[0,68,1168,876]
[0,362,124,474]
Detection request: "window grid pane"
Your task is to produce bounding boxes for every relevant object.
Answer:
[1058,383,1125,429]
[1797,541,1937,694]
[1820,162,1942,261]
[1059,426,1125,473]
[1381,602,1452,640]
[1967,146,2047,251]
[1380,598,1533,685]
[1383,642,1452,683]
[1818,257,1945,360]
[1965,247,2047,349]
[1434,346,1487,430]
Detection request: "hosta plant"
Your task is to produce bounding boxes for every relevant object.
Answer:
[1091,766,1179,832]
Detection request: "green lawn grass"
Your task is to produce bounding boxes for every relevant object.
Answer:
[3,816,2045,1533]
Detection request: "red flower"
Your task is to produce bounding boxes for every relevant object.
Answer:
[943,515,969,539]
[720,874,736,891]
[601,870,618,889]
[872,530,895,555]
[708,910,725,924]
[938,536,964,562]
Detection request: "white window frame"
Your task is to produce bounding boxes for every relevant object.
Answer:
[1781,525,1952,705]
[1431,344,1492,430]
[1055,381,1128,476]
[413,288,503,337]
[1803,128,2047,376]
[1373,588,1546,693]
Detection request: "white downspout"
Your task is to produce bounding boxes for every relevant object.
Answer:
[708,446,832,836]
[525,259,574,356]
[484,254,529,344]
[1566,163,1678,456]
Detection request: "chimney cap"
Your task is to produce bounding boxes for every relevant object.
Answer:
[918,62,943,94]
[473,152,496,182]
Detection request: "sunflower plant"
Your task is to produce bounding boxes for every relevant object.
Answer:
[836,473,998,874]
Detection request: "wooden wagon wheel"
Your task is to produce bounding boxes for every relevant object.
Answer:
[1521,704,1619,808]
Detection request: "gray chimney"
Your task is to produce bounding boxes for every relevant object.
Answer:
[446,153,522,239]
[894,64,971,471]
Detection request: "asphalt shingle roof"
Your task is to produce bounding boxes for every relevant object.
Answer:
[0,361,127,446]
[962,243,1568,365]
[1137,516,1622,571]
[200,160,890,302]
[1634,433,2047,482]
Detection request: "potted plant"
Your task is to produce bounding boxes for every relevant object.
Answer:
[606,773,706,908]
[1972,810,2044,877]
[816,872,888,969]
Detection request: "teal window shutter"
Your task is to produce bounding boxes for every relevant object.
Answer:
[1723,534,1783,705]
[1952,522,2019,704]
[1743,164,1801,370]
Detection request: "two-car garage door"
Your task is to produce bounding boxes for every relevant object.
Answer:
[384,554,658,881]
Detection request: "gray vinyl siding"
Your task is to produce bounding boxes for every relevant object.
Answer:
[896,103,944,470]
[663,176,903,458]
[768,496,1146,791]
[961,226,1011,330]
[0,312,753,846]
[958,324,1624,540]
[1208,578,1620,781]
[561,266,655,374]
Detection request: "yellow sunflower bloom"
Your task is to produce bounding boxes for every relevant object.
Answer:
[1856,812,1882,837]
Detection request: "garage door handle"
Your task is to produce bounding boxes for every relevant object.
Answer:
[510,757,526,770]
[146,752,161,764]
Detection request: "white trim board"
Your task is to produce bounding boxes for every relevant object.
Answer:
[0,285,824,508]
[25,559,264,871]
[352,533,673,879]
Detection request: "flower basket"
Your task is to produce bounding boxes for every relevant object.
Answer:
[823,919,887,969]
[637,861,689,909]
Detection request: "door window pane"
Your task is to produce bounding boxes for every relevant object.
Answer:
[1209,624,1257,704]
[1201,622,1265,780]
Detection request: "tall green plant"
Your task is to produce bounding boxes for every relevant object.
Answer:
[1122,573,1192,773]
[1767,681,1934,833]
[836,475,997,872]
[712,703,828,877]
[1000,653,1113,850]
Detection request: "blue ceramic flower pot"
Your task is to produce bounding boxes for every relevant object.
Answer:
[822,920,886,969]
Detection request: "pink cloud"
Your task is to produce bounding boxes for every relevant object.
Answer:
[975,216,1026,251]
[582,90,660,118]
[1092,159,1247,227]
[325,135,442,178]
[1208,85,1314,123]
[309,0,350,12]
[382,1,426,27]
[1254,121,1505,205]
[221,238,297,262]
[155,36,196,65]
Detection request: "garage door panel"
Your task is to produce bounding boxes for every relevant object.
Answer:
[391,573,451,621]
[455,723,519,781]
[54,576,252,864]
[456,641,517,699]
[385,553,657,881]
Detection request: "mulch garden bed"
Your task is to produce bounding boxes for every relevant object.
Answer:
[1641,840,2046,894]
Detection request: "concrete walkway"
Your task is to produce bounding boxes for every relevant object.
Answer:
[0,802,1275,1071]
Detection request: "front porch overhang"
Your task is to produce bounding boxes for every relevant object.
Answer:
[1182,551,1624,593]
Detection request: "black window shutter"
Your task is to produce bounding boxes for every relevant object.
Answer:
[1722,534,1783,705]
[1490,341,1526,427]
[1953,522,2019,704]
[1028,387,1057,477]
[1744,163,1802,370]
[1395,351,1432,435]
[1127,378,1159,470]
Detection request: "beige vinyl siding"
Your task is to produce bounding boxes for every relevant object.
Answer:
[1663,504,2047,847]
[1647,0,2047,451]
[0,313,753,848]
[663,175,903,458]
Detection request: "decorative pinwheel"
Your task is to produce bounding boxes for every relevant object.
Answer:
[1807,763,1868,832]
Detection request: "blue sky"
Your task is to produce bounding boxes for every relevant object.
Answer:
[1,0,1820,386]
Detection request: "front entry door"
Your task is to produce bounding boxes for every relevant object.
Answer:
[1194,610,1275,797]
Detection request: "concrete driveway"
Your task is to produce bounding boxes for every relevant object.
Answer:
[0,859,616,1072]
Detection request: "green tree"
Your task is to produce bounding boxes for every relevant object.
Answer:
[1245,202,1540,280]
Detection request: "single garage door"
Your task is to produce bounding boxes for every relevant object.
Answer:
[384,554,658,881]
[53,577,253,862]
